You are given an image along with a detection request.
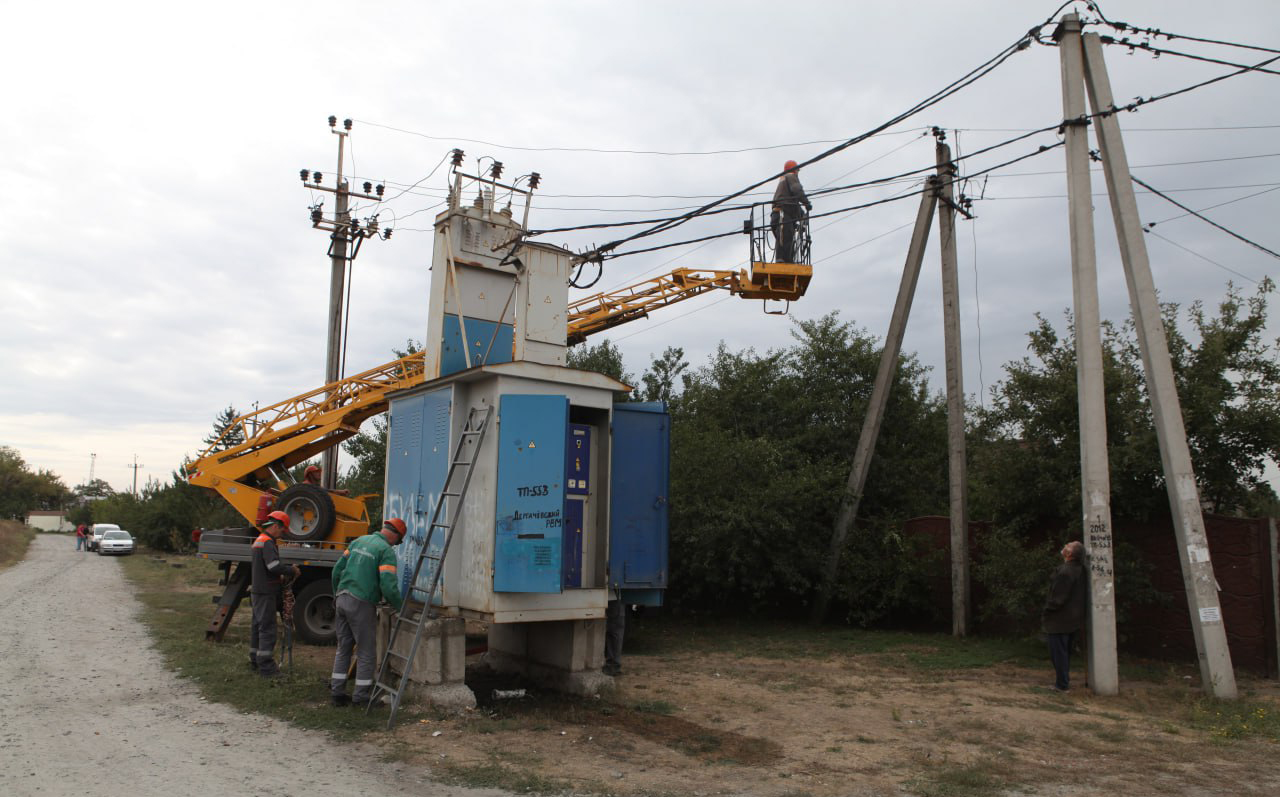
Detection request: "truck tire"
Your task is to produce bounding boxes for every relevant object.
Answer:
[292,579,336,645]
[275,484,335,542]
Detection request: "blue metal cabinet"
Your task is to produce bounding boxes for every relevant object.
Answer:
[494,394,568,593]
[440,314,514,376]
[384,386,452,600]
[608,402,669,605]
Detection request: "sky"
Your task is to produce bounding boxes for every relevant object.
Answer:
[2,0,1277,496]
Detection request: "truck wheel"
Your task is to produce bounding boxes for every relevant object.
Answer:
[293,579,336,645]
[275,484,335,542]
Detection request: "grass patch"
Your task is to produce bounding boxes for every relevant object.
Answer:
[632,699,677,715]
[0,521,36,570]
[905,760,1012,797]
[436,759,574,794]
[119,551,387,740]
[1189,697,1280,742]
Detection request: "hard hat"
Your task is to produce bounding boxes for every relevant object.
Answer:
[304,464,321,479]
[264,510,291,531]
[784,159,799,172]
[383,517,407,537]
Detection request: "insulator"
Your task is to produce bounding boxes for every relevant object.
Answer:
[300,169,310,182]
[450,148,465,167]
[528,172,541,190]
[328,115,337,128]
[384,229,392,240]
[311,208,322,223]
[375,184,385,197]
[313,172,322,184]
[491,161,503,179]
[343,118,352,130]
[362,181,372,194]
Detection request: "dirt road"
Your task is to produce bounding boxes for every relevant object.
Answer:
[0,534,508,797]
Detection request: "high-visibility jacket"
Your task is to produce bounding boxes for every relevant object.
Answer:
[332,532,404,611]
[251,532,289,594]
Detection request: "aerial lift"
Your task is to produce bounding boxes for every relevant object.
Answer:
[188,159,812,644]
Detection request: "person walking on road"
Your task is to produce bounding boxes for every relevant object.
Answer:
[329,518,406,707]
[1042,540,1086,692]
[771,159,812,263]
[75,524,86,552]
[250,511,299,677]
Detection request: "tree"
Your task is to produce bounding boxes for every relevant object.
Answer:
[74,478,116,501]
[202,405,245,452]
[667,313,948,623]
[0,446,74,520]
[565,338,635,401]
[971,280,1280,527]
[639,346,689,408]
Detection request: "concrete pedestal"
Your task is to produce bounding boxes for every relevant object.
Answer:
[376,611,475,712]
[487,618,614,696]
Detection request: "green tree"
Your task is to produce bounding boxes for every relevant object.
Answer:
[74,478,116,501]
[0,447,74,520]
[668,313,948,623]
[639,346,689,408]
[202,405,245,452]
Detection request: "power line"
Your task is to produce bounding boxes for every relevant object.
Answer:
[1131,174,1280,260]
[1145,229,1262,285]
[1087,1,1280,56]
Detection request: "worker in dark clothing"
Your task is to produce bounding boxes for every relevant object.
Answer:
[329,517,406,707]
[771,159,812,263]
[303,463,349,495]
[250,510,299,677]
[1042,540,1086,692]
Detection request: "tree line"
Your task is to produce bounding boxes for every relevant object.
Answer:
[8,282,1276,628]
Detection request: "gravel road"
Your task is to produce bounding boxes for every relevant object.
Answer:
[0,534,509,797]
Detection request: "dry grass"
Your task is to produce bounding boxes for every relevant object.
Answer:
[0,520,36,570]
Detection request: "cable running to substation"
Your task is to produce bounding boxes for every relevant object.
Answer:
[1145,230,1263,285]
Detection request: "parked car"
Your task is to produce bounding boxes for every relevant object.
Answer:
[88,523,120,552]
[97,530,135,556]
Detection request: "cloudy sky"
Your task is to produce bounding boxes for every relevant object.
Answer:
[2,0,1277,495]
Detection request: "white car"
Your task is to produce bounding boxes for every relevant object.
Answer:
[97,529,134,556]
[88,523,120,552]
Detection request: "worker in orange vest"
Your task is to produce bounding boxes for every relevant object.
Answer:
[250,510,299,677]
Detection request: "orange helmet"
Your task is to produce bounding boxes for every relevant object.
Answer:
[263,510,291,531]
[383,517,407,537]
[304,464,322,482]
[784,159,799,172]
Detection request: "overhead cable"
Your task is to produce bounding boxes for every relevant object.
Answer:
[1131,174,1280,261]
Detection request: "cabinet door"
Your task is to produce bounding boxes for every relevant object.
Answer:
[609,403,669,592]
[494,394,567,593]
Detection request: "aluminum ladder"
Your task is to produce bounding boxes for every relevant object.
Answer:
[367,404,493,727]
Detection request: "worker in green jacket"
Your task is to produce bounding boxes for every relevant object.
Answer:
[329,518,406,707]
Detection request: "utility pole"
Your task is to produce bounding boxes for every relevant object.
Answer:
[811,177,939,624]
[935,138,970,637]
[127,454,145,497]
[1056,13,1119,696]
[300,116,388,490]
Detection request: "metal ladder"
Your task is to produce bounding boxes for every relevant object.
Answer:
[368,404,493,727]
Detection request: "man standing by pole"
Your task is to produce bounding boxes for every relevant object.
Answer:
[1042,540,1086,692]
[250,511,299,677]
[329,518,406,707]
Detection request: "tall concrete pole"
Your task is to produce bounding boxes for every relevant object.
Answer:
[811,178,938,623]
[935,142,970,637]
[322,126,350,491]
[1081,30,1237,698]
[1056,14,1118,695]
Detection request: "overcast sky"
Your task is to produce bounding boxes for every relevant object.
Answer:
[2,0,1277,496]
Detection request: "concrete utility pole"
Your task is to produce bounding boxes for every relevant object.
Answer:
[811,178,939,624]
[935,142,970,637]
[1056,14,1119,696]
[1079,28,1237,698]
[301,117,386,491]
[127,455,145,497]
